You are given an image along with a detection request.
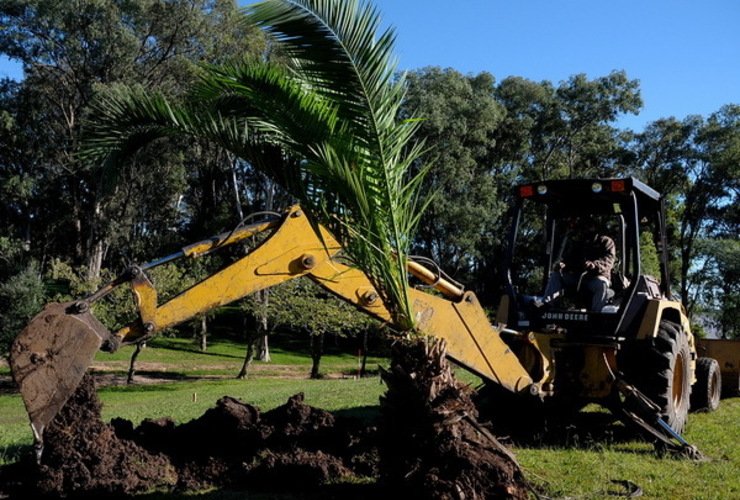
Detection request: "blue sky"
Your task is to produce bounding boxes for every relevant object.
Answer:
[373,0,739,130]
[1,0,737,131]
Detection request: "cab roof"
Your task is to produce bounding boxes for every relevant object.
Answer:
[514,177,662,217]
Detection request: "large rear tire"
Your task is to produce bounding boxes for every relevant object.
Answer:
[690,357,721,412]
[630,320,692,433]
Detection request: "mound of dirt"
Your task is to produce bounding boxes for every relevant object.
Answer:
[1,339,529,499]
[9,374,176,498]
[0,375,376,498]
[110,391,365,492]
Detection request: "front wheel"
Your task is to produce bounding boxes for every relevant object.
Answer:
[625,320,692,433]
[691,357,721,412]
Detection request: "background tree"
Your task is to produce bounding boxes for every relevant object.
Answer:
[493,71,641,182]
[0,0,265,279]
[401,67,508,291]
[695,239,740,338]
[402,68,642,303]
[0,0,269,356]
[242,278,377,378]
[630,105,740,321]
[0,243,44,354]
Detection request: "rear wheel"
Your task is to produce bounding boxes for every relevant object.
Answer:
[691,357,721,412]
[626,320,692,433]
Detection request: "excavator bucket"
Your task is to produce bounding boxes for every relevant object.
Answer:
[10,301,111,444]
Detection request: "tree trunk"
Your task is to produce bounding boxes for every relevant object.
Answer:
[199,315,208,352]
[256,333,271,362]
[230,157,245,222]
[127,342,146,384]
[237,338,256,379]
[310,331,324,379]
[85,193,108,281]
[86,237,107,281]
[255,289,271,362]
[237,290,271,377]
[252,177,274,364]
[360,328,369,377]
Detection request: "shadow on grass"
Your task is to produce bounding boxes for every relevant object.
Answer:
[490,408,659,455]
[138,483,384,500]
[149,334,329,361]
[0,378,18,395]
[148,337,246,360]
[0,444,32,465]
[333,404,382,423]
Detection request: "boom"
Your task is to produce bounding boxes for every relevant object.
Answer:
[11,205,536,448]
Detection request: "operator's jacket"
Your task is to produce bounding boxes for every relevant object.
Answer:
[563,234,616,281]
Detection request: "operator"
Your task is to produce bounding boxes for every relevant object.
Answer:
[537,217,616,311]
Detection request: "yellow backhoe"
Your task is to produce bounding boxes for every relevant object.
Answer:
[10,178,706,459]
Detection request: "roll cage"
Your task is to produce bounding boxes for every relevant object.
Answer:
[503,177,672,337]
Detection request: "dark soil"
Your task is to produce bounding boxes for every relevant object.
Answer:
[0,374,176,499]
[0,339,530,499]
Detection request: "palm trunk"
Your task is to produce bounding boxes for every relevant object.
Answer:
[378,337,529,499]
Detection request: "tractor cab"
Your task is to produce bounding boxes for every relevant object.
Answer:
[499,177,673,339]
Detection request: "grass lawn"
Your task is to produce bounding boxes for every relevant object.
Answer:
[515,399,740,499]
[1,333,738,499]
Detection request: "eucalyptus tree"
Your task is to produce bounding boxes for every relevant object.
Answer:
[0,0,264,277]
[401,67,508,292]
[0,78,31,250]
[84,0,429,333]
[493,70,641,181]
[401,69,641,301]
[630,105,740,320]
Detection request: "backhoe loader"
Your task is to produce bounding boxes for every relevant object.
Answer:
[10,178,703,459]
[491,177,706,448]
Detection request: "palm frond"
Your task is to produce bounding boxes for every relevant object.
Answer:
[246,1,429,329]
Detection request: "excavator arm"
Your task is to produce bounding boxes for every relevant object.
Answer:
[11,205,535,449]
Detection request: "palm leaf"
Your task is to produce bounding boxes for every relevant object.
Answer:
[247,1,429,328]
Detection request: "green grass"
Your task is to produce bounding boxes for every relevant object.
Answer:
[2,336,739,499]
[98,376,386,424]
[515,400,740,499]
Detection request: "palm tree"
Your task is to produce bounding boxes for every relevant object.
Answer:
[84,0,428,332]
